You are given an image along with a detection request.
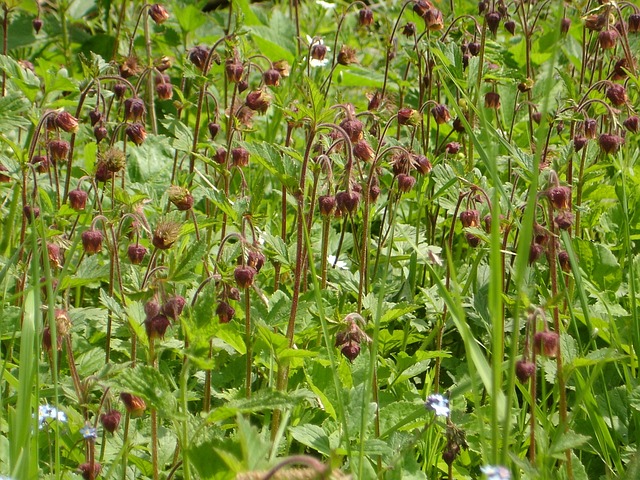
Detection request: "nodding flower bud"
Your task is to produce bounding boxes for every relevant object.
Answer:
[401,22,416,36]
[94,161,113,183]
[423,7,444,31]
[504,19,516,35]
[113,82,127,99]
[468,42,481,56]
[263,67,281,87]
[55,111,79,133]
[445,142,461,154]
[127,244,147,264]
[162,295,187,321]
[341,341,361,362]
[125,123,146,146]
[337,45,358,65]
[484,92,501,109]
[144,299,161,319]
[234,265,257,289]
[554,211,574,230]
[145,314,171,340]
[78,462,101,480]
[149,4,170,24]
[189,46,209,71]
[68,188,88,211]
[237,79,249,93]
[100,410,122,434]
[152,219,181,250]
[33,18,43,34]
[81,229,103,255]
[533,330,559,357]
[558,250,571,273]
[94,125,108,143]
[216,301,235,323]
[49,139,70,163]
[318,195,337,216]
[532,111,542,124]
[465,232,481,247]
[606,84,627,107]
[225,58,244,83]
[124,97,146,122]
[213,147,227,165]
[208,122,220,139]
[353,139,375,162]
[358,7,374,27]
[629,14,640,33]
[247,250,266,272]
[339,118,364,143]
[515,359,536,382]
[583,118,598,139]
[398,107,422,126]
[397,173,416,193]
[369,184,381,203]
[623,116,639,134]
[311,43,328,61]
[413,0,430,17]
[245,89,271,113]
[231,147,250,167]
[31,154,49,173]
[598,29,618,50]
[23,205,40,222]
[460,209,480,228]
[598,133,624,154]
[485,11,502,35]
[430,104,451,124]
[168,185,194,211]
[560,17,571,34]
[414,154,432,175]
[546,186,571,210]
[573,136,588,152]
[529,243,544,264]
[120,392,146,417]
[584,14,606,31]
[156,81,173,100]
[518,78,534,93]
[335,190,361,214]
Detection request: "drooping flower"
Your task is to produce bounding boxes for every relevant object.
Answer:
[425,394,450,417]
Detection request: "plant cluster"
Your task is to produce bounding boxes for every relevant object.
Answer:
[0,0,639,479]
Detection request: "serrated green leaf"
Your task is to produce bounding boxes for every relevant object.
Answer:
[289,424,331,456]
[170,240,207,282]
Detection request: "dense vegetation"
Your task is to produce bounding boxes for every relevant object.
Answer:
[0,0,639,479]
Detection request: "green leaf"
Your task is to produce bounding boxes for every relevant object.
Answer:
[170,240,207,282]
[205,389,314,423]
[289,424,331,456]
[573,238,621,292]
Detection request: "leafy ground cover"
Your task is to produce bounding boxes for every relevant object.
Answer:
[0,0,639,478]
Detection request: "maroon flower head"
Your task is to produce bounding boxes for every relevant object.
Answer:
[529,243,544,264]
[485,11,502,35]
[598,133,624,154]
[515,359,536,382]
[546,186,571,210]
[234,265,257,289]
[149,4,170,24]
[33,18,43,34]
[598,29,618,49]
[145,314,171,340]
[124,97,146,122]
[262,68,281,87]
[93,125,108,143]
[606,84,627,106]
[397,174,416,193]
[629,14,640,33]
[156,82,173,100]
[398,107,421,126]
[247,250,266,272]
[55,111,79,133]
[318,195,337,216]
[558,250,571,272]
[31,154,49,173]
[120,392,146,417]
[534,330,559,357]
[225,58,244,83]
[583,118,598,139]
[504,19,516,35]
[163,295,186,320]
[358,7,374,27]
[127,244,147,264]
[353,139,374,162]
[245,89,271,113]
[100,410,122,433]
[231,147,250,167]
[341,341,361,362]
[573,136,588,152]
[68,188,88,211]
[78,462,101,480]
[430,104,451,124]
[216,301,235,323]
[560,17,571,34]
[484,92,501,109]
[460,209,480,228]
[339,118,364,143]
[335,190,361,214]
[82,229,103,255]
[208,122,220,139]
[125,123,147,146]
[189,46,209,71]
[49,139,70,163]
[623,116,639,134]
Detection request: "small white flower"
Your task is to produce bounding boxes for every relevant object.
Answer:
[481,465,511,480]
[425,394,450,417]
[328,255,348,270]
[316,0,336,10]
[310,58,330,68]
[80,424,98,441]
[38,405,68,429]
